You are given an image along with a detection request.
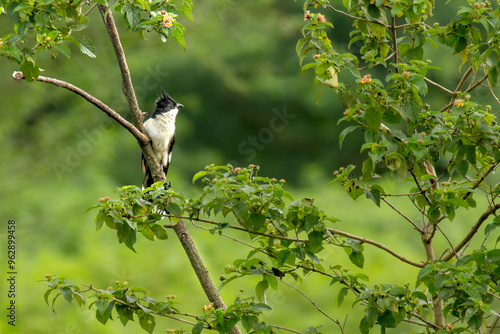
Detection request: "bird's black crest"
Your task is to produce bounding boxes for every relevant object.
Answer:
[154,88,177,112]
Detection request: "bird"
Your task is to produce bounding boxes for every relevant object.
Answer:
[142,89,183,188]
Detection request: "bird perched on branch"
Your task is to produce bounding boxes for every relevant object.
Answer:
[142,89,183,188]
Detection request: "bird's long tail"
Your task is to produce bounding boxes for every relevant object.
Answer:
[141,153,154,189]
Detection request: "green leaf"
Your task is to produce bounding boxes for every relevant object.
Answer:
[95,300,111,316]
[465,145,476,165]
[276,250,294,266]
[454,37,468,54]
[349,251,364,269]
[366,4,381,18]
[80,36,96,58]
[365,106,382,130]
[58,286,73,303]
[44,289,53,306]
[377,310,398,328]
[416,266,433,284]
[192,170,209,183]
[139,314,156,334]
[468,314,483,331]
[488,65,498,89]
[456,160,469,177]
[485,216,500,235]
[172,26,186,50]
[241,315,258,332]
[55,43,71,59]
[192,323,204,334]
[166,202,182,217]
[151,224,168,239]
[296,37,307,57]
[487,249,500,262]
[255,279,268,302]
[364,188,380,207]
[180,2,194,22]
[20,58,39,82]
[124,4,141,30]
[141,226,155,241]
[116,304,134,326]
[306,230,324,253]
[428,205,440,223]
[72,291,85,307]
[339,125,359,149]
[72,15,89,32]
[95,300,112,325]
[338,287,349,306]
[406,46,423,61]
[248,212,266,232]
[359,317,370,334]
[248,302,271,312]
[362,159,374,182]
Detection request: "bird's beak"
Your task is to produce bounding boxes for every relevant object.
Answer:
[177,103,184,108]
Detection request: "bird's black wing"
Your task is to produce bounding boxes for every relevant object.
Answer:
[163,131,176,177]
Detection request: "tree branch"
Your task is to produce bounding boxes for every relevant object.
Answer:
[162,215,309,243]
[327,228,424,268]
[12,71,149,143]
[171,220,242,334]
[442,203,500,262]
[97,4,165,183]
[98,5,142,128]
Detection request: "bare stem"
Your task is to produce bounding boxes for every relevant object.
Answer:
[328,228,424,268]
[381,197,421,232]
[162,215,309,242]
[81,283,199,327]
[171,220,242,334]
[424,77,454,95]
[442,203,500,262]
[12,72,149,143]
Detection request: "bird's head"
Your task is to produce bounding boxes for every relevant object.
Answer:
[155,88,184,113]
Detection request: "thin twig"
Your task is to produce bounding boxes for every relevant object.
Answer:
[269,325,304,334]
[84,2,98,16]
[163,215,309,242]
[442,203,500,262]
[327,228,424,268]
[12,72,149,143]
[358,51,395,71]
[436,224,458,260]
[423,77,454,95]
[81,283,200,327]
[381,197,421,232]
[391,17,398,67]
[326,5,383,26]
[487,315,499,334]
[464,160,500,200]
[189,220,271,255]
[485,69,500,106]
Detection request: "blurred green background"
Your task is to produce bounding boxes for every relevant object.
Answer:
[1,0,499,333]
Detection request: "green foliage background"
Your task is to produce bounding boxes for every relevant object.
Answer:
[0,0,499,333]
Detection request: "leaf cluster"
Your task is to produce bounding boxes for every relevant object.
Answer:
[0,0,192,80]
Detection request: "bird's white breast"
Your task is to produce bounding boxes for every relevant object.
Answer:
[144,109,178,166]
